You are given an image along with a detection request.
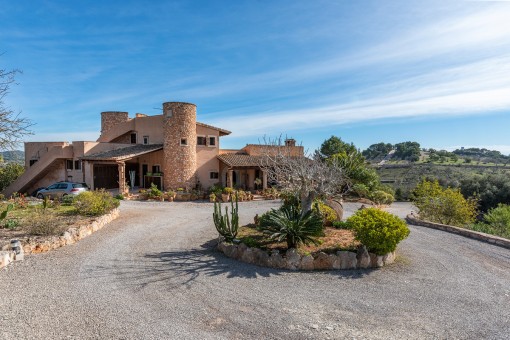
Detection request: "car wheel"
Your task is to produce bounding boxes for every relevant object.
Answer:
[37,193,44,199]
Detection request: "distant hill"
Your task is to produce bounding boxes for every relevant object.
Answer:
[0,150,24,163]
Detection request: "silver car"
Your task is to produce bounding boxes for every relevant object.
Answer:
[36,182,89,199]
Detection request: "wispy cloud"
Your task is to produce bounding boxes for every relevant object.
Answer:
[204,5,510,136]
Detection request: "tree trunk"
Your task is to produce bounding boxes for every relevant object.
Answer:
[325,198,344,221]
[300,191,316,215]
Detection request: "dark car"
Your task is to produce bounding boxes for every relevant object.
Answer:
[36,182,89,199]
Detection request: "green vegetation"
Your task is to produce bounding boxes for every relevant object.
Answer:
[346,208,410,255]
[0,163,24,191]
[73,190,120,216]
[394,141,421,162]
[259,205,324,249]
[213,198,239,242]
[412,179,477,227]
[466,204,510,239]
[147,183,163,199]
[362,142,393,160]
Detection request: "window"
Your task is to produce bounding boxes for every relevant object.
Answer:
[210,172,219,179]
[29,159,38,166]
[57,183,69,190]
[180,138,188,146]
[66,160,73,170]
[197,136,206,146]
[208,136,216,147]
[143,136,149,145]
[74,160,82,171]
[130,133,137,144]
[152,165,161,174]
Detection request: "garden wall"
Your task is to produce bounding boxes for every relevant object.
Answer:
[218,242,396,270]
[406,214,510,250]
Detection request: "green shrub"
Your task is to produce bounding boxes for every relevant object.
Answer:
[73,190,120,216]
[3,219,19,229]
[114,194,125,200]
[332,220,350,229]
[148,183,163,199]
[412,179,477,226]
[370,190,395,205]
[313,201,338,226]
[240,236,259,248]
[61,195,75,206]
[471,204,510,239]
[261,205,324,249]
[346,208,410,255]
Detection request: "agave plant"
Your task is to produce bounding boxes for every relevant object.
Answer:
[261,205,324,249]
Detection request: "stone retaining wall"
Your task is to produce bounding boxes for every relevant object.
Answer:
[0,251,15,270]
[217,242,396,270]
[406,215,510,250]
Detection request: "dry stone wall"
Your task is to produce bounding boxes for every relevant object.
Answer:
[217,242,396,270]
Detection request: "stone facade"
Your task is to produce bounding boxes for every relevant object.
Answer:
[101,111,129,133]
[163,102,197,190]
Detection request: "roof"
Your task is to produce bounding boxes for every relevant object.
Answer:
[196,122,231,136]
[217,153,265,167]
[81,144,164,161]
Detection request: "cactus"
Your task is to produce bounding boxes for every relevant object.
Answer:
[213,197,239,242]
[0,204,14,221]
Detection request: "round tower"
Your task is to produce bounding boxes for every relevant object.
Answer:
[162,102,197,190]
[101,111,129,133]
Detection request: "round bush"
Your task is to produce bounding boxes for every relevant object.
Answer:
[347,208,410,255]
[73,190,120,216]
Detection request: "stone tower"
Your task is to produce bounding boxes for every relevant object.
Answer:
[162,102,197,190]
[101,111,129,133]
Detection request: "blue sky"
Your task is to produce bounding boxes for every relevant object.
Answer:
[1,1,510,154]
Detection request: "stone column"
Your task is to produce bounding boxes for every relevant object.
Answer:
[262,170,268,190]
[227,169,234,188]
[117,161,127,194]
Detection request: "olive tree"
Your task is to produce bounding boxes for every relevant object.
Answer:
[0,65,32,150]
[258,137,349,215]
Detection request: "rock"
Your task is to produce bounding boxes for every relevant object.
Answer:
[299,255,314,270]
[285,248,301,270]
[253,248,270,267]
[0,251,14,269]
[336,251,356,269]
[325,199,344,221]
[314,252,335,270]
[241,247,256,264]
[357,245,371,269]
[332,254,342,269]
[382,251,396,265]
[269,250,286,269]
[217,242,227,253]
[369,253,384,268]
[223,244,238,258]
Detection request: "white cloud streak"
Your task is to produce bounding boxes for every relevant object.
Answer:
[206,5,510,137]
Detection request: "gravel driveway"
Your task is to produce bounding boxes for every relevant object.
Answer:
[1,201,509,339]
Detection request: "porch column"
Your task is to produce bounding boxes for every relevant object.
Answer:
[262,170,268,190]
[227,169,234,188]
[118,161,127,194]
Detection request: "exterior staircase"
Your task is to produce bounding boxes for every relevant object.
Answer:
[3,145,73,197]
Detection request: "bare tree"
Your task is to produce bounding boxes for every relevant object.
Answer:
[258,136,349,215]
[0,66,32,150]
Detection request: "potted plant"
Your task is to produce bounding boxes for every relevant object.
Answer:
[209,193,216,202]
[222,187,233,202]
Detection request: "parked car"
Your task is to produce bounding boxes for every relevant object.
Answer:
[36,182,89,199]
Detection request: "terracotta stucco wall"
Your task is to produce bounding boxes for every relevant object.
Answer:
[196,125,220,190]
[24,142,68,167]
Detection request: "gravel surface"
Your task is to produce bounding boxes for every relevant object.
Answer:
[1,200,509,339]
